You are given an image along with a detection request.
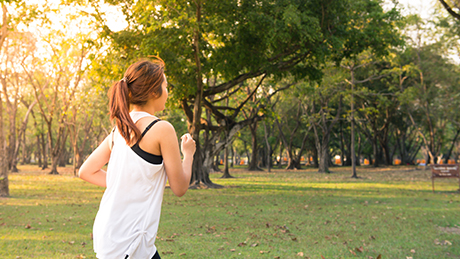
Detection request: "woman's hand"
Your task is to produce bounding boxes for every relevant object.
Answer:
[180,133,196,157]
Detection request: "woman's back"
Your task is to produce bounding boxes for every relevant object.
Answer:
[93,112,167,259]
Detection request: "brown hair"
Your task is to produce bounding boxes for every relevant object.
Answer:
[108,58,165,145]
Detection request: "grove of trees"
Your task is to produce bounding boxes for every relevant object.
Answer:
[1,0,460,196]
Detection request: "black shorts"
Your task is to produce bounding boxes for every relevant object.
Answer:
[125,250,161,259]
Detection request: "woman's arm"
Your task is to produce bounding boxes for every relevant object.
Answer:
[156,121,195,197]
[78,134,112,187]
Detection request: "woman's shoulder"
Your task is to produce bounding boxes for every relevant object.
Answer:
[140,118,176,138]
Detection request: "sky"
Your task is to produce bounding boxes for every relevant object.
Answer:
[396,0,438,18]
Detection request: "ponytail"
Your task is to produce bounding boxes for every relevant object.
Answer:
[108,80,141,145]
[108,58,165,145]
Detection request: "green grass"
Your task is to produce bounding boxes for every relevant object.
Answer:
[1,165,459,258]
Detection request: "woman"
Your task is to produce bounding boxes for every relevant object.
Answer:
[79,58,196,259]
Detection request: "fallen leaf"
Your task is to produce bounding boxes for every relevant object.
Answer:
[230,249,236,252]
[179,253,186,256]
[297,252,304,256]
[349,249,357,256]
[356,246,364,253]
[321,255,326,259]
[25,224,31,229]
[238,242,246,247]
[434,239,452,246]
[406,257,413,259]
[68,241,75,245]
[376,255,382,259]
[250,243,258,247]
[410,249,415,253]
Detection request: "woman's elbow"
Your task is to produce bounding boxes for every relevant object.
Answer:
[78,170,88,181]
[172,189,187,197]
[171,185,188,197]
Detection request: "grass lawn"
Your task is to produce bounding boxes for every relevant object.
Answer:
[1,165,459,259]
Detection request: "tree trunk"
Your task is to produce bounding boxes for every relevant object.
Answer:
[7,107,17,172]
[247,122,261,171]
[221,145,234,178]
[372,134,379,167]
[318,132,331,173]
[0,88,9,197]
[444,128,460,163]
[263,122,271,172]
[187,1,220,187]
[40,132,48,170]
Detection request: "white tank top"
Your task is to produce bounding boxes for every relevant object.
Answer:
[93,111,167,259]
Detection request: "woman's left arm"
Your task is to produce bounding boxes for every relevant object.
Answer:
[78,134,112,187]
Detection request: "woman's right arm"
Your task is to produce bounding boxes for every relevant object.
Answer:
[157,121,195,197]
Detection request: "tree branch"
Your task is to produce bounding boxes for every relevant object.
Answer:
[438,0,460,20]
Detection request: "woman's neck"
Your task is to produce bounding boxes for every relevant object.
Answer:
[131,106,156,115]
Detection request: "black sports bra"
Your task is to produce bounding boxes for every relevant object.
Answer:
[131,143,163,164]
[111,119,163,165]
[131,119,163,164]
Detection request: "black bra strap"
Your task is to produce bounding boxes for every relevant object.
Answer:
[111,127,116,149]
[140,119,161,138]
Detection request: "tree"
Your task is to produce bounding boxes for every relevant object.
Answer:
[398,13,460,165]
[0,2,9,196]
[22,29,89,174]
[269,84,310,170]
[308,65,345,173]
[334,0,402,178]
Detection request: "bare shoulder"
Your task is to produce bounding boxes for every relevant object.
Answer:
[155,120,175,132]
[143,120,176,137]
[140,119,176,141]
[138,119,177,155]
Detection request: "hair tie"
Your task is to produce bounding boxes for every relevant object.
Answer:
[121,77,127,83]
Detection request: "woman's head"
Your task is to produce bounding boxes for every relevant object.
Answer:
[109,58,166,144]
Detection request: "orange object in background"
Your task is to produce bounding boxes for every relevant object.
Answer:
[239,160,245,165]
[364,159,369,165]
[335,158,341,164]
[448,159,456,164]
[394,159,401,165]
